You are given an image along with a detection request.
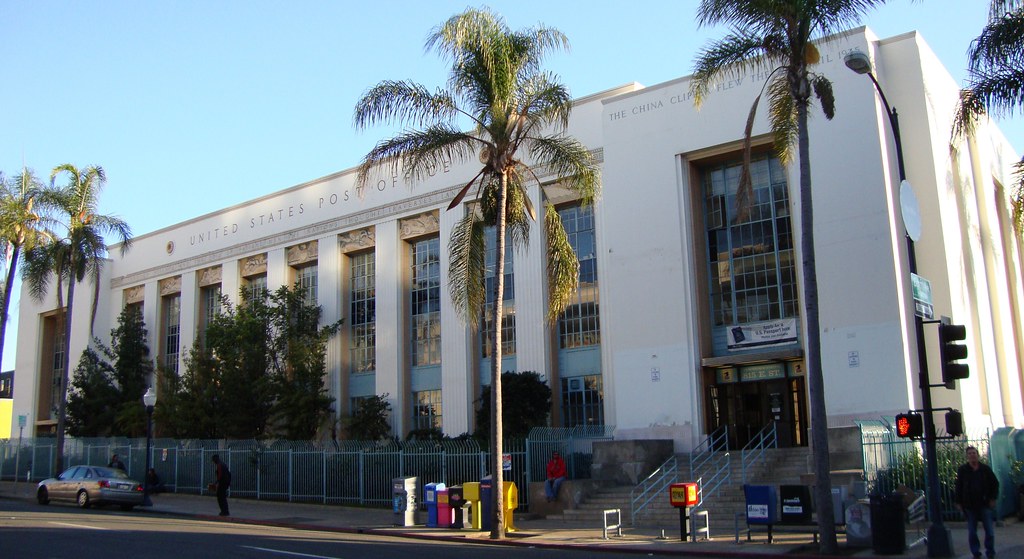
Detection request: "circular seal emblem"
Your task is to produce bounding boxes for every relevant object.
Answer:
[166,241,175,254]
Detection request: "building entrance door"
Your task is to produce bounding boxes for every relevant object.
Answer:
[706,375,806,450]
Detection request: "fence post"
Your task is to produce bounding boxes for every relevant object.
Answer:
[288,448,294,503]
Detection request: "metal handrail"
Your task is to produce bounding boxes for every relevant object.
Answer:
[741,421,777,483]
[689,425,731,511]
[629,453,678,525]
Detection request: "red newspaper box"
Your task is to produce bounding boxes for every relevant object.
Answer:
[669,482,699,507]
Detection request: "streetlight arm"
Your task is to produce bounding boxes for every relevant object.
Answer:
[864,72,907,182]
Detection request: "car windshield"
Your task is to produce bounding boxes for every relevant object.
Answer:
[95,467,130,479]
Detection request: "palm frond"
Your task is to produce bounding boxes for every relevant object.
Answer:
[527,136,600,205]
[355,126,480,187]
[969,7,1024,73]
[691,32,768,107]
[1012,159,1024,235]
[811,75,836,120]
[544,202,579,322]
[768,76,798,165]
[353,81,463,130]
[447,210,487,322]
[961,67,1024,119]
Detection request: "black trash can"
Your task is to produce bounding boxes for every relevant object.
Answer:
[870,493,906,555]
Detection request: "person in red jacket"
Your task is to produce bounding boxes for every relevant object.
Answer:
[544,451,567,502]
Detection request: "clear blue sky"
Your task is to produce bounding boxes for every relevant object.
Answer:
[1,0,1019,371]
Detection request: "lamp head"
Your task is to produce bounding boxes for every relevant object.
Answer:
[844,51,872,75]
[143,387,157,408]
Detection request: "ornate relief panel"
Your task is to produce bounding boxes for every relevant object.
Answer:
[197,265,222,287]
[123,285,144,305]
[287,240,319,266]
[159,276,182,296]
[240,254,268,278]
[339,227,376,253]
[399,211,440,240]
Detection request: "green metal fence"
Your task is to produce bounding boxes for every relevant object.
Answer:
[858,418,990,520]
[1,433,607,511]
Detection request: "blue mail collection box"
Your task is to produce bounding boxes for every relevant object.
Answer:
[744,484,778,525]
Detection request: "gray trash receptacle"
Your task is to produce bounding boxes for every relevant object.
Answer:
[870,493,905,555]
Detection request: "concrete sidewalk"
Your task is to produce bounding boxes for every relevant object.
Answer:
[2,480,1021,558]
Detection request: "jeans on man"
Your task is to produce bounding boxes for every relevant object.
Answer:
[964,507,995,558]
[544,476,565,502]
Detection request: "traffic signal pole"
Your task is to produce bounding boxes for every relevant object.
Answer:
[848,54,953,557]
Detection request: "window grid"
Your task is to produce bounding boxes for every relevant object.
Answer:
[350,251,376,373]
[163,295,181,374]
[412,389,442,431]
[560,375,604,427]
[410,237,441,366]
[703,156,797,326]
[558,205,600,349]
[246,274,268,302]
[51,319,65,417]
[481,226,515,358]
[296,264,318,306]
[200,285,222,344]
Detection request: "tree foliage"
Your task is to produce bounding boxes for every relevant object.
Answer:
[954,0,1024,235]
[66,306,154,437]
[343,394,393,441]
[475,371,552,440]
[156,284,341,440]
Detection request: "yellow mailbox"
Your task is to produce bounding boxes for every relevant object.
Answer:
[463,481,482,530]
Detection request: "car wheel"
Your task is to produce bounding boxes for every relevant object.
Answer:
[77,490,91,508]
[120,504,134,511]
[37,487,49,505]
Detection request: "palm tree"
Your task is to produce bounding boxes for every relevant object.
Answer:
[954,0,1024,234]
[24,163,132,475]
[0,168,56,370]
[354,8,599,539]
[691,1,887,553]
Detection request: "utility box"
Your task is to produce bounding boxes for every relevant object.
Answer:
[424,482,445,527]
[780,485,813,524]
[463,481,481,530]
[437,487,452,528]
[392,476,418,527]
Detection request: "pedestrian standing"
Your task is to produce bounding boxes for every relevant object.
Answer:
[109,454,126,471]
[211,454,231,516]
[955,445,1000,559]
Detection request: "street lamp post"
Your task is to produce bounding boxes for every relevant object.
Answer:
[844,51,953,558]
[143,387,157,507]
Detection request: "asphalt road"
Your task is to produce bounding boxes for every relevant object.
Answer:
[0,499,647,559]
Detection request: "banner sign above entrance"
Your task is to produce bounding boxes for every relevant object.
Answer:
[727,319,798,351]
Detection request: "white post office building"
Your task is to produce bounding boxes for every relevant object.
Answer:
[12,28,1024,450]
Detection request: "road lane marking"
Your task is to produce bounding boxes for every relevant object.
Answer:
[48,521,110,530]
[241,546,341,559]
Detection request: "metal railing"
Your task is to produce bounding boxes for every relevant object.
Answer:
[690,425,731,508]
[740,421,777,483]
[858,418,990,520]
[0,434,602,511]
[628,453,677,525]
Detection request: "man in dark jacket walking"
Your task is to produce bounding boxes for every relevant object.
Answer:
[955,446,1000,558]
[211,454,231,516]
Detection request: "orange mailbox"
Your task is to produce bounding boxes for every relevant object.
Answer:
[669,482,700,508]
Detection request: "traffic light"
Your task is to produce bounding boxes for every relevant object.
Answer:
[945,410,964,437]
[895,412,924,438]
[939,323,969,388]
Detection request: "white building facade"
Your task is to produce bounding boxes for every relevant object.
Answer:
[12,28,1024,450]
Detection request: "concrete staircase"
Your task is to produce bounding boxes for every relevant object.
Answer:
[547,447,813,534]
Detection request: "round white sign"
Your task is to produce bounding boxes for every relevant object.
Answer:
[900,179,922,242]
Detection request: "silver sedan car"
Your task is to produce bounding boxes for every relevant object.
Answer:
[37,465,145,510]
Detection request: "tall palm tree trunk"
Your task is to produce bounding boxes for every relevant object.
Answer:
[54,271,77,476]
[0,249,21,369]
[489,172,508,539]
[796,98,837,553]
